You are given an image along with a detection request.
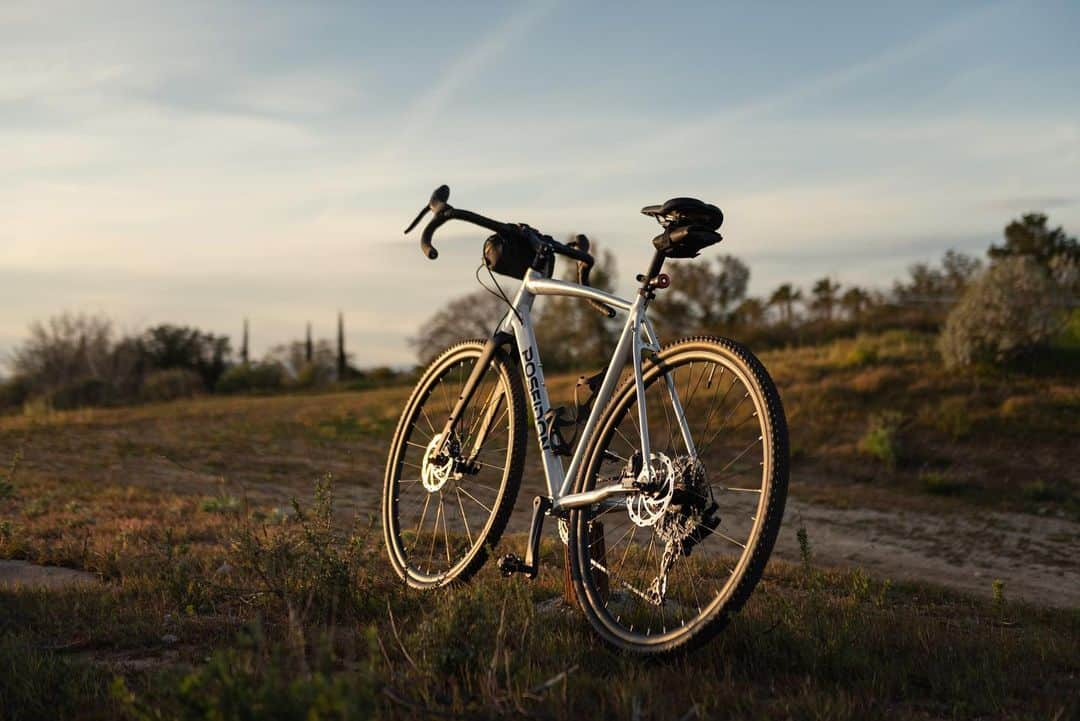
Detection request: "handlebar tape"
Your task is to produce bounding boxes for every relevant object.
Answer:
[420,212,451,259]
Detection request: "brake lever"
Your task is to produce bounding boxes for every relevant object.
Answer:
[404,205,428,234]
[404,184,451,234]
[570,234,617,318]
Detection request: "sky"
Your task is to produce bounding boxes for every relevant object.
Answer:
[3,0,1079,368]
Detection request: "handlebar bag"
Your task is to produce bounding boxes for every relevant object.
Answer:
[483,232,534,279]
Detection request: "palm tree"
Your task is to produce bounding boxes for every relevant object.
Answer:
[767,284,802,325]
[840,286,871,321]
[809,277,841,322]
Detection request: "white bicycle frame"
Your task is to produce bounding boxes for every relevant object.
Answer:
[493,268,698,513]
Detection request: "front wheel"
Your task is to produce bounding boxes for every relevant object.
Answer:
[382,340,526,588]
[568,336,788,654]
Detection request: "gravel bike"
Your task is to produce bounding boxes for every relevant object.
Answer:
[382,185,789,654]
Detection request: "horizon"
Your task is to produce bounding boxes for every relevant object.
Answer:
[3,1,1079,368]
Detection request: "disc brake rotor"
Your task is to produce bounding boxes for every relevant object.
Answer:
[626,452,676,527]
[421,433,457,492]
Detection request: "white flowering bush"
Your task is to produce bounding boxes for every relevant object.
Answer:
[939,256,1066,368]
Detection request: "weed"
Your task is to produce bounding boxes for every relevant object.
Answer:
[858,411,904,469]
[22,497,49,519]
[0,632,118,719]
[876,578,892,609]
[117,624,380,721]
[226,474,386,624]
[991,579,1006,618]
[1022,479,1069,503]
[200,493,241,514]
[313,411,392,440]
[924,397,974,440]
[840,341,879,368]
[0,448,21,499]
[797,525,812,568]
[848,567,872,604]
[920,471,970,496]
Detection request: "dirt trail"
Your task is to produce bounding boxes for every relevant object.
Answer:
[6,423,1077,608]
[775,500,1079,608]
[317,477,1080,609]
[0,560,99,591]
[118,452,1080,609]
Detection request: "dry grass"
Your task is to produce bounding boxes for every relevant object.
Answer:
[1,331,1077,719]
[2,473,1077,721]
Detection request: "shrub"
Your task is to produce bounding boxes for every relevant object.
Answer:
[45,376,111,410]
[1021,479,1070,503]
[837,340,879,368]
[295,361,334,388]
[215,363,285,394]
[0,376,32,411]
[858,411,904,468]
[139,368,204,402]
[920,471,969,496]
[920,396,973,440]
[939,257,1066,368]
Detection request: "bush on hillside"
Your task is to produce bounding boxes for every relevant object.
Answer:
[939,257,1066,369]
[0,376,32,412]
[45,376,111,410]
[215,363,285,394]
[140,368,205,402]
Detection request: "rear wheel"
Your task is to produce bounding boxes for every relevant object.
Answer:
[568,337,788,654]
[382,340,526,588]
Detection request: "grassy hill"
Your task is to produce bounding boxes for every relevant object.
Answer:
[0,331,1076,719]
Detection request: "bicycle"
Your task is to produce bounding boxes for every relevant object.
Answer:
[382,185,789,655]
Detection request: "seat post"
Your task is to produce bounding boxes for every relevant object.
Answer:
[643,249,666,285]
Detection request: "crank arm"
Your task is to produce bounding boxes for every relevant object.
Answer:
[497,495,551,579]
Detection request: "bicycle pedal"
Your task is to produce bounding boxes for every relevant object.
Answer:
[497,553,531,577]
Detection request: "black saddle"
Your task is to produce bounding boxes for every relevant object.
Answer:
[641,197,724,259]
[641,197,723,230]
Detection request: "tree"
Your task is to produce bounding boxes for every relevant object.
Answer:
[733,297,768,328]
[535,243,620,370]
[12,312,115,393]
[652,254,750,336]
[267,338,335,385]
[941,250,983,292]
[337,311,348,379]
[990,213,1079,269]
[767,283,802,325]
[840,286,872,321]
[808,277,841,322]
[409,289,509,365]
[240,318,250,366]
[139,324,231,391]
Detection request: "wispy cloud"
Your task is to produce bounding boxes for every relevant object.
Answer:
[381,0,561,161]
[536,0,1016,194]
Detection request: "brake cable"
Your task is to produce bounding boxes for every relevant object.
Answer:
[475,263,522,323]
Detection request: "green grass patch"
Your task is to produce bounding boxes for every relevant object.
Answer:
[920,471,971,496]
[858,411,904,469]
